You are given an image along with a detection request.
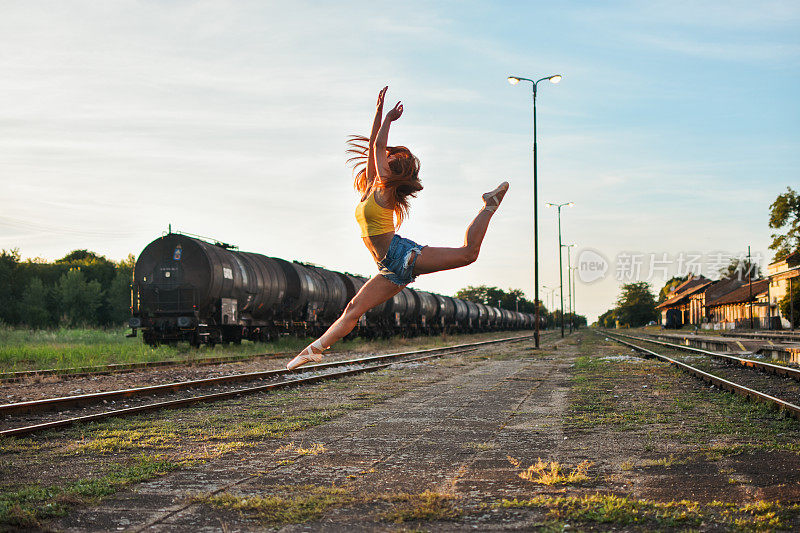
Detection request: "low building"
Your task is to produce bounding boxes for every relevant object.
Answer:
[656,275,713,326]
[705,279,770,330]
[767,251,800,329]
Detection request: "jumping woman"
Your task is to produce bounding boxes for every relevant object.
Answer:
[287,86,509,370]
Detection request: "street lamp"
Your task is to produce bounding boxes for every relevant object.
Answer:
[570,266,578,330]
[508,73,562,349]
[546,201,574,337]
[542,285,555,311]
[543,284,559,327]
[562,244,576,333]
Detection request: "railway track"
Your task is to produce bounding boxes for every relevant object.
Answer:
[0,350,296,383]
[598,330,800,419]
[608,331,800,381]
[0,333,537,438]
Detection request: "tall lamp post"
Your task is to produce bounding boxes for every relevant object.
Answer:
[509,73,562,349]
[542,284,558,329]
[546,201,573,337]
[543,285,556,312]
[563,243,576,333]
[571,266,578,330]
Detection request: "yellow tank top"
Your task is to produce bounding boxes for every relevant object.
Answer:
[355,189,395,237]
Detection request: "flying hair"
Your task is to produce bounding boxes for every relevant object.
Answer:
[347,135,423,229]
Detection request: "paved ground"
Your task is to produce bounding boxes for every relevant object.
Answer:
[44,337,570,531]
[29,332,800,531]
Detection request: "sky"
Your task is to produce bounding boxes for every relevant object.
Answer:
[1,0,798,322]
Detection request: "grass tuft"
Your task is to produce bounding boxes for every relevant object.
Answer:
[508,456,592,485]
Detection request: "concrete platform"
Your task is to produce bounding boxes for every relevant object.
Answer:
[50,341,575,531]
[649,332,800,363]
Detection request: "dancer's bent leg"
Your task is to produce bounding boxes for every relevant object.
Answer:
[287,274,403,370]
[413,181,509,277]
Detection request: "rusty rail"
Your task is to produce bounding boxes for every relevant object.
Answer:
[598,331,800,419]
[607,331,800,381]
[0,334,534,437]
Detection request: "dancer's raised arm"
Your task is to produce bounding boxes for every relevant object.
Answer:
[374,101,403,180]
[366,86,388,185]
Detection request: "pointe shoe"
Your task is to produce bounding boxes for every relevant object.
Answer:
[286,341,325,371]
[482,181,509,212]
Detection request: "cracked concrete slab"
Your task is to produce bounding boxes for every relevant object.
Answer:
[48,337,572,531]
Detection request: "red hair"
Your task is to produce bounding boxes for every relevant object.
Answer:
[347,135,423,229]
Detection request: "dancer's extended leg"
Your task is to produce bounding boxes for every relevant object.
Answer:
[287,274,403,370]
[412,181,509,277]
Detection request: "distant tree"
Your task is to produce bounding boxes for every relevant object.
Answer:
[107,269,133,325]
[500,288,536,313]
[718,257,761,281]
[769,187,800,261]
[55,269,104,326]
[657,276,688,303]
[20,277,51,328]
[597,308,616,328]
[0,249,21,324]
[455,285,505,307]
[614,282,658,328]
[779,283,800,329]
[455,285,535,312]
[56,249,117,288]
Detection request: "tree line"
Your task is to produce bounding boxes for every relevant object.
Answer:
[455,285,587,329]
[0,249,134,328]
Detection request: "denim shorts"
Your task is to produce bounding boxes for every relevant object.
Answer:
[376,234,426,286]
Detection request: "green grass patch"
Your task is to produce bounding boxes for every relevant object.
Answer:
[198,486,461,526]
[380,490,461,523]
[196,484,351,525]
[498,493,800,531]
[0,454,178,528]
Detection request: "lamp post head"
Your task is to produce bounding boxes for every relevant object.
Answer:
[549,74,562,84]
[507,76,521,85]
[567,202,575,207]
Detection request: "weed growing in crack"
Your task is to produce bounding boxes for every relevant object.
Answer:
[507,456,592,485]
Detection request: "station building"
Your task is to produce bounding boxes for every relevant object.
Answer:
[705,279,770,329]
[655,275,713,325]
[767,251,800,329]
[654,252,799,330]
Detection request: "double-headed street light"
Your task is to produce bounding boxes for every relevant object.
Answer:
[508,73,562,348]
[546,202,573,337]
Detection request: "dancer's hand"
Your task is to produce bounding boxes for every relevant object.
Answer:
[377,86,388,108]
[386,101,403,122]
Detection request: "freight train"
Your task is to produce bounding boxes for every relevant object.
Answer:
[128,232,535,346]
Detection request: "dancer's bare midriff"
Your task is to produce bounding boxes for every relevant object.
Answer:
[362,232,394,263]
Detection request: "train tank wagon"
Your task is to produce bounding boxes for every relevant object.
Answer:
[131,232,535,346]
[132,233,289,345]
